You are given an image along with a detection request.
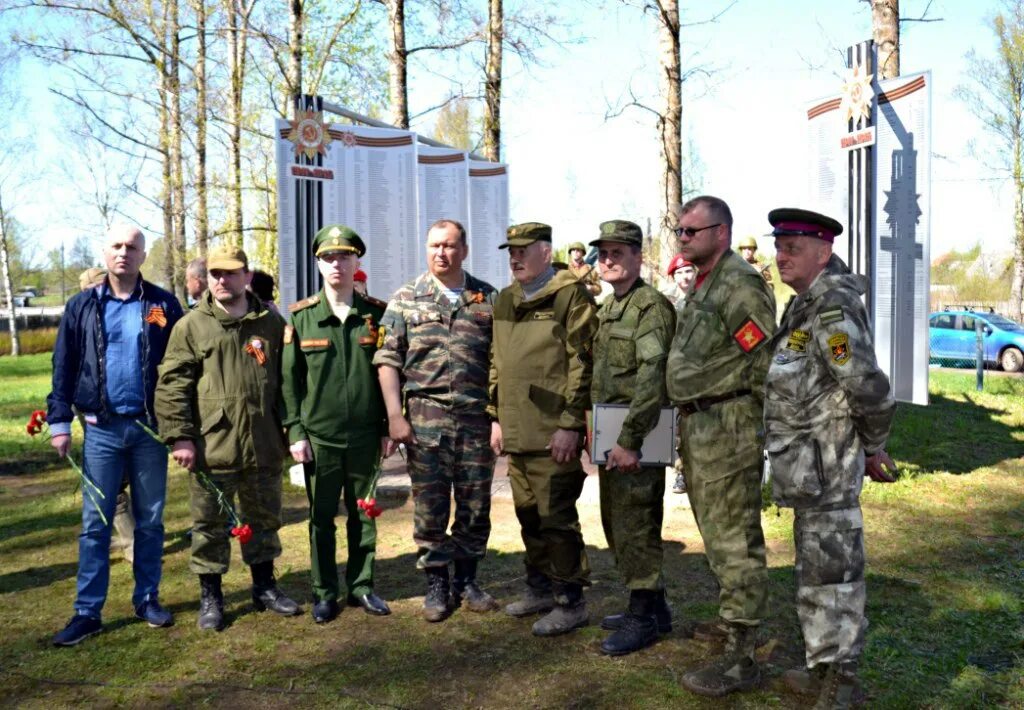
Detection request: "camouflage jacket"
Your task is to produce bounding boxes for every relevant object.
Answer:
[764,255,895,508]
[155,291,287,473]
[488,268,598,453]
[667,249,777,405]
[281,290,388,449]
[592,280,675,451]
[373,271,497,445]
[569,261,603,296]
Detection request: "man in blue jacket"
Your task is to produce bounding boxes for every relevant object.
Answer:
[46,224,183,646]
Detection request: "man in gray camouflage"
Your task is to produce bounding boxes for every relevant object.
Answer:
[667,195,775,698]
[588,220,676,656]
[375,218,500,622]
[764,208,896,709]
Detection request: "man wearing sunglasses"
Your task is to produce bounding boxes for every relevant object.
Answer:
[666,195,776,698]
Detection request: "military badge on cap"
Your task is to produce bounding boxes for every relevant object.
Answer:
[589,219,643,248]
[313,224,366,257]
[499,222,552,249]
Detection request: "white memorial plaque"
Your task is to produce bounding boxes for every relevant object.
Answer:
[591,405,677,466]
[417,146,470,249]
[469,161,511,289]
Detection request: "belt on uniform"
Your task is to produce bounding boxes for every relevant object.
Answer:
[677,389,752,416]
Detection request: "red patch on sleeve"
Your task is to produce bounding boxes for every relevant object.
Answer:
[733,319,766,353]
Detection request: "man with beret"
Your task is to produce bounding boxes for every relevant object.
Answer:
[281,225,392,624]
[663,254,697,310]
[764,208,896,707]
[667,196,775,697]
[156,243,301,631]
[566,241,602,297]
[588,220,676,656]
[489,222,598,636]
[375,218,499,622]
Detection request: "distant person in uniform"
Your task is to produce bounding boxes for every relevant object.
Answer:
[661,254,697,495]
[156,244,302,631]
[281,226,393,623]
[375,218,499,622]
[489,222,598,637]
[763,208,896,708]
[667,196,775,698]
[588,220,676,656]
[566,241,603,297]
[738,236,772,283]
[185,257,208,307]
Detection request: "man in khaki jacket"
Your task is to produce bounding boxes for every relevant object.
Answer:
[156,244,301,631]
[488,222,598,637]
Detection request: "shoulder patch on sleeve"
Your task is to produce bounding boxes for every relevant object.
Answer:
[828,332,851,365]
[733,317,767,353]
[289,294,320,313]
[818,307,845,325]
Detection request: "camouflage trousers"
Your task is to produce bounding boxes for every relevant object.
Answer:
[598,464,665,591]
[508,454,590,587]
[794,505,867,666]
[189,466,283,575]
[406,424,496,569]
[678,400,769,626]
[306,441,380,601]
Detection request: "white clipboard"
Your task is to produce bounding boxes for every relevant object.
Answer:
[590,404,677,466]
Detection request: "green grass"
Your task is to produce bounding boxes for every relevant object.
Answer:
[0,355,1022,707]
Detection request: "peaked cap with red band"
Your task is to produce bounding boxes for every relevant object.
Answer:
[768,208,844,244]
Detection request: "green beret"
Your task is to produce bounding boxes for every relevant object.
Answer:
[589,219,643,248]
[499,222,552,249]
[313,224,366,258]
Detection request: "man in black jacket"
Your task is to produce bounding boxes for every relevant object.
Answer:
[46,224,183,646]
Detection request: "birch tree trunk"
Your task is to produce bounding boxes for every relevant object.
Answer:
[386,0,409,129]
[225,0,253,247]
[872,0,900,80]
[160,8,176,291]
[0,194,18,357]
[287,0,303,111]
[482,0,502,162]
[193,0,209,257]
[657,0,682,259]
[169,0,187,299]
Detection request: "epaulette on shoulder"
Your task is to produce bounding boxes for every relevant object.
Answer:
[289,294,320,313]
[360,294,388,309]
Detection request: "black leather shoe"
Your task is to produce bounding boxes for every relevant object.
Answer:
[347,592,391,616]
[601,613,659,656]
[312,598,340,624]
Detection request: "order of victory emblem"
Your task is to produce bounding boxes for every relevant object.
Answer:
[839,62,874,124]
[287,110,333,160]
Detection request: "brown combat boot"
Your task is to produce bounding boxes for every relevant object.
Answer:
[814,662,863,709]
[782,664,828,696]
[680,622,760,697]
[692,618,730,642]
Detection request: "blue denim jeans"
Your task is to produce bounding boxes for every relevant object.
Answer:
[75,415,168,619]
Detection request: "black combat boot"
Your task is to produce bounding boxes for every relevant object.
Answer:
[600,590,660,656]
[601,589,672,633]
[814,662,863,709]
[680,621,760,697]
[250,561,302,616]
[422,565,453,622]
[198,573,225,631]
[532,581,588,637]
[453,559,499,612]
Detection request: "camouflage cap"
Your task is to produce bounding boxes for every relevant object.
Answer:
[737,235,758,249]
[313,224,366,258]
[78,267,107,291]
[768,208,843,243]
[207,243,248,271]
[499,222,552,249]
[588,219,643,248]
[567,241,586,253]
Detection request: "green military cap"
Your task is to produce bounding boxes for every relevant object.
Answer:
[589,219,643,248]
[499,222,552,249]
[737,235,758,249]
[567,241,586,253]
[207,243,248,270]
[768,207,843,243]
[313,224,366,258]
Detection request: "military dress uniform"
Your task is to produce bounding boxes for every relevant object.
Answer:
[587,220,676,655]
[281,226,389,615]
[373,270,498,613]
[489,223,599,635]
[156,244,300,629]
[763,210,895,703]
[668,247,775,694]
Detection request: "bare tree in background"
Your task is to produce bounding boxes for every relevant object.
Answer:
[956,0,1024,322]
[192,0,210,256]
[0,48,25,355]
[482,0,502,161]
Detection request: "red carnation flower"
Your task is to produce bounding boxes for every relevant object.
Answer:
[231,524,254,544]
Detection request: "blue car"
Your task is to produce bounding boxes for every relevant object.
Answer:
[929,309,1024,372]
